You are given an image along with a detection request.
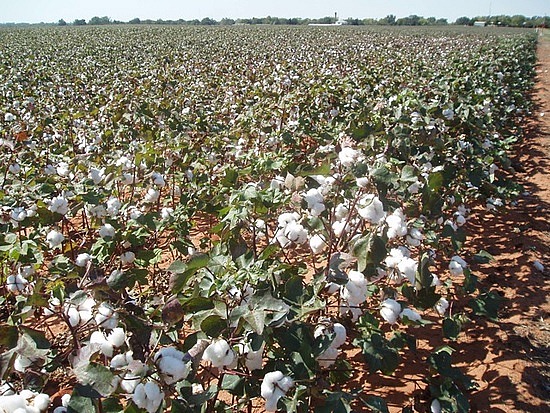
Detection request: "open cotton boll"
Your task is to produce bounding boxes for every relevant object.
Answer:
[406,228,424,247]
[449,255,468,276]
[0,394,28,412]
[283,221,308,244]
[533,260,545,272]
[309,234,327,255]
[120,251,136,264]
[48,195,69,215]
[338,147,362,167]
[151,172,165,187]
[317,346,339,368]
[397,257,417,284]
[261,371,294,412]
[133,382,164,413]
[99,223,116,239]
[6,273,28,293]
[277,212,300,227]
[75,253,92,267]
[342,270,368,305]
[33,394,50,411]
[144,188,160,204]
[357,194,385,224]
[95,302,118,329]
[89,167,105,185]
[90,331,115,357]
[106,197,122,216]
[400,308,422,323]
[107,328,126,348]
[380,299,401,324]
[46,229,64,249]
[332,220,348,237]
[242,342,265,371]
[434,297,450,316]
[154,347,190,385]
[202,339,236,369]
[430,399,442,413]
[386,208,408,239]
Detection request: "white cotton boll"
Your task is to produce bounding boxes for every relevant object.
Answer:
[284,221,308,244]
[261,371,293,412]
[120,251,135,264]
[270,175,285,190]
[435,297,450,316]
[133,382,164,413]
[144,188,160,204]
[303,188,324,210]
[386,208,408,239]
[90,331,114,357]
[430,399,442,413]
[343,271,368,305]
[400,308,422,323]
[48,196,69,215]
[161,207,173,220]
[95,302,118,329]
[5,112,16,122]
[407,181,421,194]
[326,282,340,294]
[11,207,27,222]
[76,253,92,267]
[356,176,370,188]
[455,213,466,226]
[331,323,347,348]
[6,274,28,293]
[67,307,81,327]
[53,407,67,413]
[338,147,362,167]
[120,172,135,185]
[243,342,265,371]
[44,164,56,175]
[99,223,115,239]
[397,257,417,284]
[111,353,131,369]
[334,203,349,221]
[56,162,70,177]
[0,394,27,411]
[533,260,545,272]
[317,346,339,368]
[33,394,50,411]
[406,228,423,247]
[106,198,122,216]
[451,255,467,269]
[203,339,236,368]
[46,230,64,249]
[277,212,300,227]
[309,234,327,255]
[332,220,347,237]
[357,194,386,224]
[9,163,21,174]
[448,260,464,276]
[89,167,105,185]
[128,206,142,220]
[155,347,190,385]
[151,172,165,187]
[107,328,126,348]
[380,299,401,324]
[13,355,33,372]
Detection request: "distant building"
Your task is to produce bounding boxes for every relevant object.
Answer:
[473,21,487,27]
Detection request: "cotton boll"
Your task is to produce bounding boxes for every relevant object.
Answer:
[0,394,27,411]
[331,323,347,348]
[357,194,385,224]
[449,255,467,276]
[154,347,190,385]
[406,228,423,247]
[144,188,160,204]
[397,257,417,284]
[332,220,347,237]
[435,297,450,316]
[161,207,173,220]
[309,234,327,255]
[46,229,64,249]
[342,271,368,305]
[430,399,442,413]
[380,299,401,324]
[356,176,369,188]
[151,172,165,187]
[106,197,122,216]
[89,167,105,185]
[243,342,265,371]
[261,371,293,412]
[202,339,236,369]
[90,331,114,357]
[284,221,308,244]
[75,253,92,267]
[107,328,126,348]
[120,251,135,264]
[334,203,349,221]
[533,260,545,272]
[6,273,28,293]
[338,147,362,167]
[400,308,422,323]
[99,223,116,239]
[95,302,118,329]
[48,196,69,215]
[317,346,339,368]
[33,394,50,411]
[133,382,164,413]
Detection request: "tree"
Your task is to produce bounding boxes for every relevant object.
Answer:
[455,16,472,25]
[129,18,141,25]
[89,16,111,25]
[200,17,217,25]
[220,18,235,25]
[73,19,86,26]
[58,19,67,26]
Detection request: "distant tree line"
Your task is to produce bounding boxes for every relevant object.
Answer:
[2,14,548,28]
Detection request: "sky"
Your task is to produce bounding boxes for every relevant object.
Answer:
[1,0,549,24]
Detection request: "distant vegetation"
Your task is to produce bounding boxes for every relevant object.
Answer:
[1,14,548,28]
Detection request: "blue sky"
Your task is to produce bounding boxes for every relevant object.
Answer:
[2,0,549,24]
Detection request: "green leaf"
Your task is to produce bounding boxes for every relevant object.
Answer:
[363,395,389,413]
[468,290,504,321]
[0,325,18,349]
[473,250,494,264]
[79,363,116,397]
[443,317,462,341]
[221,374,244,394]
[102,397,124,413]
[352,235,387,272]
[200,315,227,338]
[428,172,443,191]
[181,297,215,313]
[357,333,399,375]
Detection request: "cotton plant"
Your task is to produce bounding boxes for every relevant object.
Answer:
[89,327,126,358]
[340,270,368,321]
[273,212,308,247]
[110,352,147,393]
